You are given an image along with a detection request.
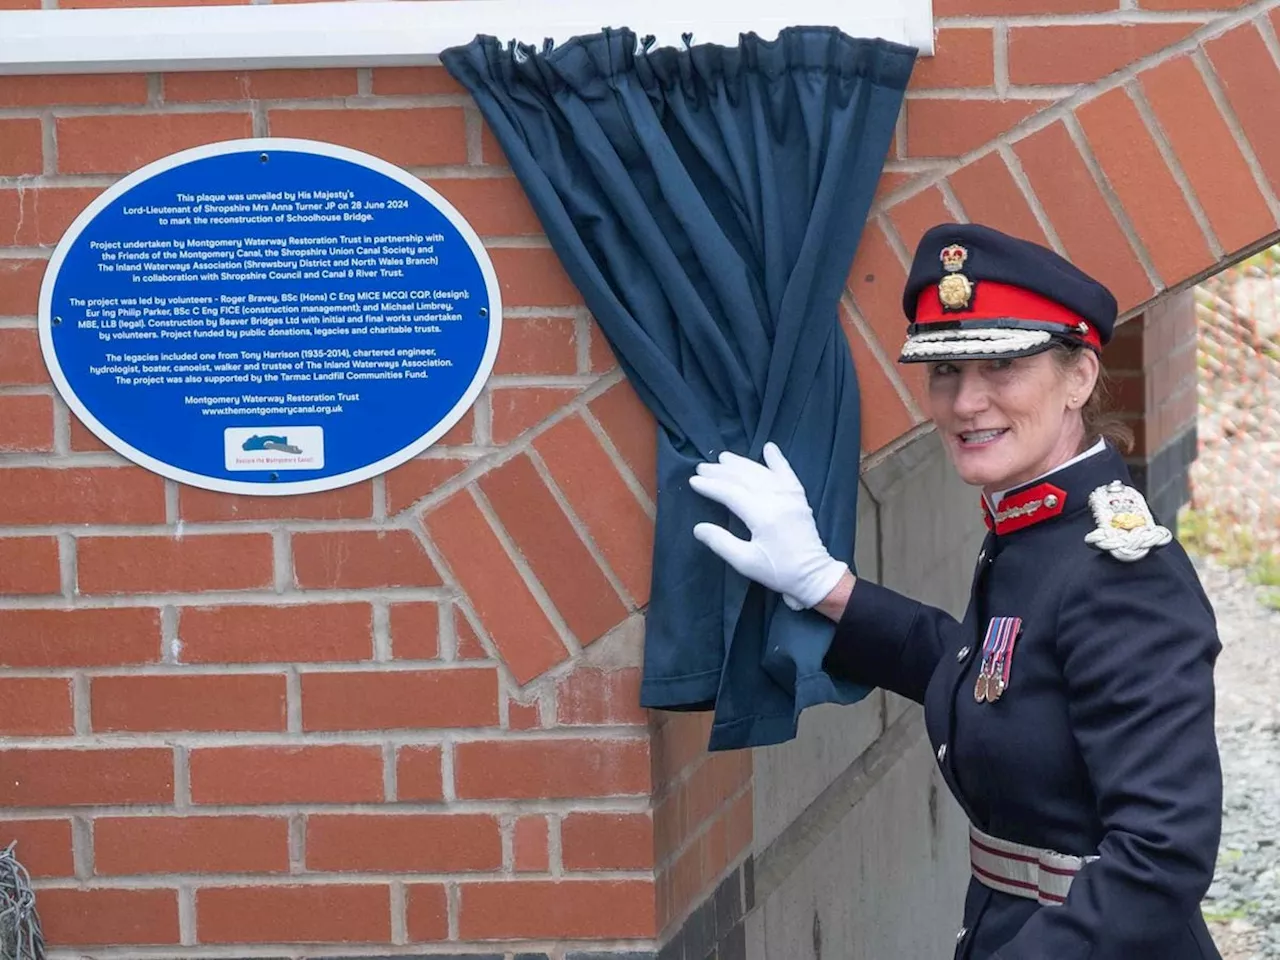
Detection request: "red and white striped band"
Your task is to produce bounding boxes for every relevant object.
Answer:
[969,824,1099,906]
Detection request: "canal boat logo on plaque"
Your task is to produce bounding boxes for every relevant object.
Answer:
[39,138,502,495]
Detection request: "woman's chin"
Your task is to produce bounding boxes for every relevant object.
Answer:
[948,440,1015,489]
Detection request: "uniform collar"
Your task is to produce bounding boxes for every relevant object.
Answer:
[980,439,1116,536]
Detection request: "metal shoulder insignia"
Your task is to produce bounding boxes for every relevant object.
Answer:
[1083,480,1172,562]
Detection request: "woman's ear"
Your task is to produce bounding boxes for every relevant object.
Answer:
[1069,349,1100,409]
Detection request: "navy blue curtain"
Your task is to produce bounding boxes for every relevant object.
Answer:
[441,27,915,750]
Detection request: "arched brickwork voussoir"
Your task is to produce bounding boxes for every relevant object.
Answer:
[844,0,1280,456]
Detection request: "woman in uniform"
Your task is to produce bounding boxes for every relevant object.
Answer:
[689,222,1224,959]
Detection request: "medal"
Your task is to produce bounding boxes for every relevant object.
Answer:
[976,617,1022,704]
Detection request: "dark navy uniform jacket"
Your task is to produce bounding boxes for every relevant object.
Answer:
[824,443,1224,959]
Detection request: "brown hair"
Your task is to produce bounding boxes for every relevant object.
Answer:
[1051,343,1135,455]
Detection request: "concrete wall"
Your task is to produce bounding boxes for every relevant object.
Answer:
[747,428,983,959]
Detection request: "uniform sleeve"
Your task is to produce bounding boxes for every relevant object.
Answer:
[993,550,1223,960]
[821,577,965,703]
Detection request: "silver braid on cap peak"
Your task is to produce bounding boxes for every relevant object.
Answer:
[900,329,1053,358]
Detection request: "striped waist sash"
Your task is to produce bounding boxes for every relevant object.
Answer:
[969,824,1099,906]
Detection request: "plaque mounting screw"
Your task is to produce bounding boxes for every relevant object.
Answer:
[269,472,279,481]
[259,153,270,163]
[478,307,488,318]
[53,316,62,326]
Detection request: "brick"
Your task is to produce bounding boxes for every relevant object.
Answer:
[0,329,44,381]
[94,816,289,875]
[422,491,567,684]
[588,319,618,372]
[1205,24,1280,202]
[947,151,1049,246]
[934,0,1111,11]
[57,113,252,174]
[439,406,475,445]
[91,674,286,733]
[1009,24,1198,85]
[1013,121,1153,311]
[0,394,53,451]
[508,697,541,730]
[390,602,440,658]
[70,415,111,451]
[454,607,488,660]
[0,467,165,526]
[163,69,357,102]
[1141,0,1245,7]
[0,0,38,7]
[37,889,179,945]
[431,177,544,237]
[63,0,244,6]
[78,534,273,594]
[189,746,384,804]
[652,711,713,784]
[490,386,582,442]
[0,748,172,806]
[455,738,650,799]
[480,122,508,166]
[556,667,647,726]
[492,316,578,375]
[587,380,657,501]
[196,884,391,943]
[0,119,42,175]
[488,247,583,307]
[1140,55,1275,256]
[268,108,466,167]
[906,100,1051,159]
[371,66,466,96]
[0,819,75,877]
[534,415,654,605]
[0,74,146,107]
[179,603,372,663]
[513,816,549,872]
[847,221,908,349]
[480,454,627,645]
[292,529,441,589]
[561,812,654,871]
[404,883,449,941]
[887,186,955,253]
[179,483,372,521]
[0,536,60,595]
[844,322,918,453]
[907,28,994,89]
[395,745,444,801]
[0,608,159,667]
[301,667,499,730]
[0,678,73,735]
[1076,87,1214,286]
[458,880,655,940]
[306,814,501,871]
[0,261,47,318]
[385,456,470,513]
[0,187,102,247]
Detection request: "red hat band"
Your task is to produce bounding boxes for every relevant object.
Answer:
[914,280,1102,352]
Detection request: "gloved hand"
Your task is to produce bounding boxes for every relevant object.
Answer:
[689,442,849,611]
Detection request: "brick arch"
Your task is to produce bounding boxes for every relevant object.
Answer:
[844,0,1280,454]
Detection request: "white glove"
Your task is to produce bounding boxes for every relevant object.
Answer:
[689,442,849,611]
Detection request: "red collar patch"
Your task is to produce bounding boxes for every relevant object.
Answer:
[982,483,1068,535]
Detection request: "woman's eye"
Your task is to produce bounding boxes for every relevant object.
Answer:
[930,362,958,377]
[988,357,1014,372]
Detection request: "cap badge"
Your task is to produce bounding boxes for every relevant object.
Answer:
[938,243,974,311]
[1084,480,1172,562]
[974,616,1022,703]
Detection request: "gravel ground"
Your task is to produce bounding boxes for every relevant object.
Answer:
[1196,556,1280,960]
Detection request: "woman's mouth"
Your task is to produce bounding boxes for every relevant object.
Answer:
[958,428,1009,446]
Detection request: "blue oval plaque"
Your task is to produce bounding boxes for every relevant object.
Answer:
[39,138,501,495]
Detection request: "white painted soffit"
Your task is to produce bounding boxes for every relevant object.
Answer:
[0,0,933,76]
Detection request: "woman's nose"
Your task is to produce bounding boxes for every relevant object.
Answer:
[952,369,989,417]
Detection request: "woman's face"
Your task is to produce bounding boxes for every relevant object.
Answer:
[927,349,1098,494]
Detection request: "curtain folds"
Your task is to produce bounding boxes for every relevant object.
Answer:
[441,27,915,749]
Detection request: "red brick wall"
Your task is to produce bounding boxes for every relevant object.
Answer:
[2,1,1280,953]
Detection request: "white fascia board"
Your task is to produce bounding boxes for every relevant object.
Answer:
[0,0,933,77]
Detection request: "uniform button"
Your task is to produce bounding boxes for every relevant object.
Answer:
[977,550,985,563]
[956,926,968,943]
[957,646,970,662]
[937,743,948,763]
